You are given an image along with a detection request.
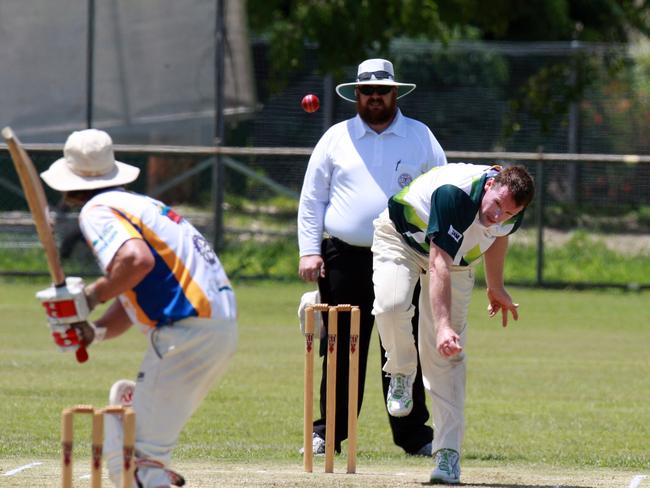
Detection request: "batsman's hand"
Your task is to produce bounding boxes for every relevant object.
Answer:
[49,320,106,362]
[36,277,96,324]
[486,287,519,327]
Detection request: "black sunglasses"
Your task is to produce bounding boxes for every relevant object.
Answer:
[357,70,394,81]
[357,85,393,96]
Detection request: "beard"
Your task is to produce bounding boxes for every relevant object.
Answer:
[357,93,397,126]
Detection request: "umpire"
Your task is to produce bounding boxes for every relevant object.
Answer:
[298,58,446,455]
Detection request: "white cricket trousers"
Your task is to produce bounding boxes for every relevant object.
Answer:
[105,316,237,487]
[371,211,473,455]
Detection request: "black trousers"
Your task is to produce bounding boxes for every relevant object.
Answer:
[313,237,433,453]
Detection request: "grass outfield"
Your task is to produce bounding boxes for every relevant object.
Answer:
[1,279,649,487]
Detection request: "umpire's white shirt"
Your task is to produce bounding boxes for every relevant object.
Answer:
[298,109,447,254]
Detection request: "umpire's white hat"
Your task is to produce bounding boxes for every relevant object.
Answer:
[335,58,416,102]
[41,129,139,192]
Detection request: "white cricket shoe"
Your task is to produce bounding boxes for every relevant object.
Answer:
[298,433,326,456]
[386,372,416,417]
[430,448,460,484]
[413,441,433,457]
[108,379,135,406]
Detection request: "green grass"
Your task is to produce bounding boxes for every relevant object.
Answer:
[0,280,649,471]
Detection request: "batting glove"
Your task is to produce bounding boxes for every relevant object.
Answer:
[49,320,106,352]
[36,277,93,324]
[298,290,324,338]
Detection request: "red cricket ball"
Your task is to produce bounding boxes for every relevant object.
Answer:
[301,94,320,113]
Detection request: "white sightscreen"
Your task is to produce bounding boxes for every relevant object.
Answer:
[0,0,255,144]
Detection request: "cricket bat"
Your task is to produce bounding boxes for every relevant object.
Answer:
[2,126,88,362]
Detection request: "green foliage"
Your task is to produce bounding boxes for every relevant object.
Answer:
[497,231,650,286]
[247,0,650,80]
[247,1,650,145]
[502,55,598,138]
[3,229,649,287]
[248,0,449,82]
[638,205,650,226]
[220,239,298,280]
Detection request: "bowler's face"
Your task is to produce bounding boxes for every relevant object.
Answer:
[479,179,523,227]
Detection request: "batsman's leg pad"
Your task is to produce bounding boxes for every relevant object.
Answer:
[105,379,136,485]
[104,412,124,487]
[109,379,136,407]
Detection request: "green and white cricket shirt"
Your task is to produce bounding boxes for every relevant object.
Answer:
[388,163,524,266]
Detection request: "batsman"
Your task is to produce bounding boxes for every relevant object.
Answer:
[36,129,238,487]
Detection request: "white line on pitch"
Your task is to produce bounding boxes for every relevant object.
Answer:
[629,475,647,488]
[2,461,44,476]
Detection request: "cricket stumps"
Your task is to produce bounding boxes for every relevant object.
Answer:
[61,404,136,488]
[303,304,360,474]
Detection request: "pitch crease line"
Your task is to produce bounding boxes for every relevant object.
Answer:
[2,461,44,476]
[629,475,647,488]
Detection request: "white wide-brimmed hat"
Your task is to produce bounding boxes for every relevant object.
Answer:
[41,129,140,192]
[335,58,416,102]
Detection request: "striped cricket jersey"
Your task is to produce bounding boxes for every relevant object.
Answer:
[79,189,236,328]
[388,163,524,266]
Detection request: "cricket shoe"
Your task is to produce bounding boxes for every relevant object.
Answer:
[135,458,186,487]
[412,441,433,457]
[430,448,460,484]
[109,379,136,406]
[298,433,326,456]
[386,372,416,417]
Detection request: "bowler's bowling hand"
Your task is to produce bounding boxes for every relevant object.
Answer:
[436,325,462,358]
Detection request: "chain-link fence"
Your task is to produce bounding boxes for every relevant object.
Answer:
[3,35,650,285]
[1,143,649,288]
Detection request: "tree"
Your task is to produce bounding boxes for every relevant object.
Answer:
[247,0,450,80]
[247,0,650,81]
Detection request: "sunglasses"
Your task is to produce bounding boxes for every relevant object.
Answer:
[357,85,393,96]
[357,70,394,81]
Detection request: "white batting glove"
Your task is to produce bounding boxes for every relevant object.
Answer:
[49,320,106,352]
[298,290,323,338]
[36,277,92,324]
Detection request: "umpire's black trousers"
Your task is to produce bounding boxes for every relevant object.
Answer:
[312,237,433,454]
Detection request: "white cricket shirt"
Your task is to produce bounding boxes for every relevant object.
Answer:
[79,190,236,329]
[298,109,446,254]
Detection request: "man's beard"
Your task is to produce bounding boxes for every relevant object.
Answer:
[357,95,397,125]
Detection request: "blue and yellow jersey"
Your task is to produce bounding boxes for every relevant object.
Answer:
[79,190,236,328]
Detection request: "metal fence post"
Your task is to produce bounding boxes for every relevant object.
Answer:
[212,0,226,251]
[86,0,95,129]
[535,148,545,286]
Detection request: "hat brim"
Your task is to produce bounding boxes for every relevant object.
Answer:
[335,80,416,102]
[41,158,140,192]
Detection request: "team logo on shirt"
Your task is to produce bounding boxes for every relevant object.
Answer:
[91,222,119,255]
[397,173,413,188]
[193,235,217,265]
[448,225,462,243]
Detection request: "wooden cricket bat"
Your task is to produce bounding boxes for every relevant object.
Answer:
[2,126,88,362]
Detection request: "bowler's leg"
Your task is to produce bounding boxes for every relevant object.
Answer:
[372,239,421,376]
[419,268,474,454]
[380,281,433,454]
